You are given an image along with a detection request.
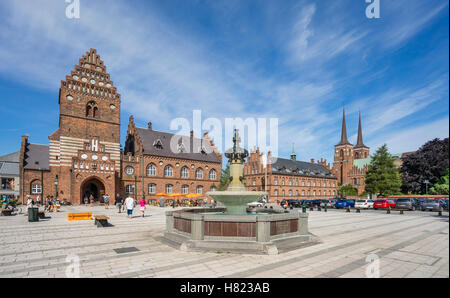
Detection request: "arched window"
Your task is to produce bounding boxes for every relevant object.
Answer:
[180,167,189,178]
[274,190,278,196]
[289,190,292,197]
[164,165,173,177]
[210,186,216,191]
[209,169,216,180]
[181,185,189,194]
[195,168,203,179]
[282,190,285,197]
[165,184,173,194]
[146,164,156,176]
[86,101,98,118]
[196,185,203,194]
[148,183,156,194]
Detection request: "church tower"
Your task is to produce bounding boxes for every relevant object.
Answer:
[333,108,354,185]
[48,49,121,204]
[353,112,370,159]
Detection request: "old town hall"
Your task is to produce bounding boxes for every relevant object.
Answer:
[19,49,222,204]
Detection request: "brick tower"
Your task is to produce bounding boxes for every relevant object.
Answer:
[333,108,354,186]
[48,49,121,204]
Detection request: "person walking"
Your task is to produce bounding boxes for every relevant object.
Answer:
[115,194,123,213]
[89,194,94,207]
[139,197,146,218]
[25,195,33,216]
[104,194,110,209]
[124,195,135,219]
[83,195,89,206]
[36,195,41,206]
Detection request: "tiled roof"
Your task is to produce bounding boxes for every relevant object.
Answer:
[271,158,335,178]
[0,151,19,162]
[23,144,49,170]
[135,128,221,163]
[0,162,19,176]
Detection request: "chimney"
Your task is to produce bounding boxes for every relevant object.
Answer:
[148,122,152,130]
[310,158,315,164]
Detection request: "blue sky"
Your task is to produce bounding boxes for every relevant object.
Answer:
[0,0,448,165]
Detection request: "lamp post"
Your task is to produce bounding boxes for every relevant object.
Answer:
[424,179,430,195]
[54,176,59,199]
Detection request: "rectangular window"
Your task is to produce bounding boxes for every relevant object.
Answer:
[31,184,42,194]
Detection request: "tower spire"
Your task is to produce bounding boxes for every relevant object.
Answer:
[337,107,351,145]
[290,143,296,160]
[355,111,367,148]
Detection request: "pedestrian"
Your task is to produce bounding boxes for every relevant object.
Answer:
[25,195,33,216]
[89,194,94,207]
[36,195,41,206]
[124,195,135,219]
[115,194,123,213]
[83,195,89,206]
[104,194,110,209]
[139,196,146,218]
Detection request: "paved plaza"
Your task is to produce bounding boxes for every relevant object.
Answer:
[0,206,448,278]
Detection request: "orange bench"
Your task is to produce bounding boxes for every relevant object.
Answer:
[68,212,92,221]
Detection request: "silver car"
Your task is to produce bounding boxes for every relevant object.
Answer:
[395,198,416,211]
[421,199,444,211]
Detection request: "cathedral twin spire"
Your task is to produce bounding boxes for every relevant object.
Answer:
[337,108,367,148]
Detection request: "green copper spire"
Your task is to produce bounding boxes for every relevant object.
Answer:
[290,143,296,161]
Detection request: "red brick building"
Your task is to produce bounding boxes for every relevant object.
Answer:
[244,148,338,202]
[19,49,221,204]
[332,109,370,194]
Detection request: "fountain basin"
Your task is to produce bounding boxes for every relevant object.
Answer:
[206,190,267,215]
[162,207,317,255]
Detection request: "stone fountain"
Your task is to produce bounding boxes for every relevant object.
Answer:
[162,130,316,255]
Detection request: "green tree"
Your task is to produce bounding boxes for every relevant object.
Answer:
[339,184,358,196]
[217,163,230,190]
[430,168,449,195]
[365,144,402,196]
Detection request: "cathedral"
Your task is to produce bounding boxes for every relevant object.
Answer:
[19,49,222,204]
[332,109,370,194]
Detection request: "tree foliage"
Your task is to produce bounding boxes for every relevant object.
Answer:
[430,168,449,195]
[365,144,402,196]
[400,138,449,194]
[217,163,230,191]
[339,184,358,196]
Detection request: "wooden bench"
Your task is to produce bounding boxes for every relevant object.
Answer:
[67,212,92,221]
[94,215,109,227]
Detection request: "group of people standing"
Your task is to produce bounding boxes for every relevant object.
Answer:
[114,194,146,219]
[25,195,59,214]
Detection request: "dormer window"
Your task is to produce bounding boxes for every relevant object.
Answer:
[153,139,163,150]
[177,142,186,153]
[200,146,207,154]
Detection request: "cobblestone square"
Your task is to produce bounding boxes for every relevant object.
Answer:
[0,206,448,278]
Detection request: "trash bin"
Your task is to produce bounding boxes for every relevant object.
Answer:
[28,207,39,222]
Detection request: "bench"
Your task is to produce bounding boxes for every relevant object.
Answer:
[1,209,13,216]
[94,215,109,227]
[67,212,92,221]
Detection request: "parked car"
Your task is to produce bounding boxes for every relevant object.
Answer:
[395,198,418,211]
[421,199,446,211]
[248,201,264,208]
[355,199,374,209]
[335,199,355,209]
[320,199,337,208]
[373,199,396,209]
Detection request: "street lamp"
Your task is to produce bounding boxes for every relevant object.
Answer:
[424,179,430,195]
[54,176,59,199]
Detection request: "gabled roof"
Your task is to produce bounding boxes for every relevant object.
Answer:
[23,144,49,170]
[135,128,221,163]
[271,158,335,178]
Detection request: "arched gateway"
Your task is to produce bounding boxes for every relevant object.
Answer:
[80,177,105,204]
